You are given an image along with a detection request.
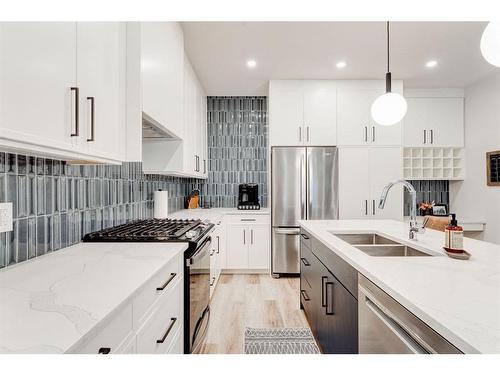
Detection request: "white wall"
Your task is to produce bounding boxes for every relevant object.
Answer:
[449,72,500,244]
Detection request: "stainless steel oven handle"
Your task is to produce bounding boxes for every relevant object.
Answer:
[191,307,210,354]
[275,228,300,235]
[186,236,212,266]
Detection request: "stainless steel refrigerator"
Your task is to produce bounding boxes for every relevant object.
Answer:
[271,147,339,276]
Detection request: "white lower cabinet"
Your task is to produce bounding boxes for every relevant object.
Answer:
[226,215,270,271]
[135,278,182,354]
[70,252,184,354]
[339,147,403,220]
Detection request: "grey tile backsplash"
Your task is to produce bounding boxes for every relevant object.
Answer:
[0,96,269,268]
[404,180,450,216]
[202,97,268,208]
[0,154,199,269]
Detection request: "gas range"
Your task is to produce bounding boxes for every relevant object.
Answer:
[83,218,214,247]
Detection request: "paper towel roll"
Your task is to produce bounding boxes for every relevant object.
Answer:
[153,190,169,219]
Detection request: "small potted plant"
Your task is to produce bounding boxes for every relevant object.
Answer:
[418,201,435,216]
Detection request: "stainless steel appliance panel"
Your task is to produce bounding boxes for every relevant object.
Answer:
[271,147,306,227]
[358,274,462,354]
[272,228,300,274]
[306,147,338,220]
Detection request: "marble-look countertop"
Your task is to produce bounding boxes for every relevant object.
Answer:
[0,242,187,353]
[168,207,270,223]
[298,219,500,354]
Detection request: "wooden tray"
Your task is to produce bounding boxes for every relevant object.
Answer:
[444,248,471,260]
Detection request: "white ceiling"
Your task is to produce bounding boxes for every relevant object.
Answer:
[181,21,497,96]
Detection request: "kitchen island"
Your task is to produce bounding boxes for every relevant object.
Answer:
[299,219,500,354]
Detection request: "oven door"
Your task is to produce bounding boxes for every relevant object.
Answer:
[187,236,211,353]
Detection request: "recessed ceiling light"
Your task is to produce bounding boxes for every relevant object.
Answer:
[246,60,257,68]
[336,61,347,69]
[425,60,438,68]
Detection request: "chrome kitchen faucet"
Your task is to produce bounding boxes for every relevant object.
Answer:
[378,179,425,240]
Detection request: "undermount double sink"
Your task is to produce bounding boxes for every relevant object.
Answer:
[330,233,433,257]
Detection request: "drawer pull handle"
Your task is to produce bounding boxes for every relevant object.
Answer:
[300,257,310,266]
[98,347,111,354]
[156,317,177,344]
[70,86,79,137]
[300,290,311,301]
[300,233,309,240]
[156,273,176,291]
[241,218,256,222]
[325,282,335,315]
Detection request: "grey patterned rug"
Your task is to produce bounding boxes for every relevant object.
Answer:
[244,327,320,354]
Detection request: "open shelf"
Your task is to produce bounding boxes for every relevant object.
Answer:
[403,147,465,180]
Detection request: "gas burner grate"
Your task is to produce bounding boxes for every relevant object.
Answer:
[84,219,202,241]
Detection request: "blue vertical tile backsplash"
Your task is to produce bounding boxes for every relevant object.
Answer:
[203,96,268,208]
[0,154,201,269]
[0,96,268,268]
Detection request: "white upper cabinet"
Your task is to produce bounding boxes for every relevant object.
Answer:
[303,81,337,145]
[0,22,129,163]
[269,80,337,146]
[141,22,184,138]
[77,22,126,161]
[339,147,402,220]
[337,85,402,146]
[269,81,304,146]
[403,96,464,147]
[0,23,78,153]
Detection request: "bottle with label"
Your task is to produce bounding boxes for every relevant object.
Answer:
[444,214,464,253]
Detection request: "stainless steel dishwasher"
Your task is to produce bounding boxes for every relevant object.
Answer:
[358,274,462,354]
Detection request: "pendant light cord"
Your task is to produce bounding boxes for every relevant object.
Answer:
[387,21,390,73]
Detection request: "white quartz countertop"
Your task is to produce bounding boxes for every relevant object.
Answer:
[168,207,270,222]
[298,219,500,354]
[0,242,188,353]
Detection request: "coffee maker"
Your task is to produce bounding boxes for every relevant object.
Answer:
[238,184,260,210]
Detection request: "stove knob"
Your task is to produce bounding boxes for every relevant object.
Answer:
[185,230,196,238]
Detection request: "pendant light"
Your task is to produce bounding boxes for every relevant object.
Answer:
[480,22,500,68]
[371,22,407,126]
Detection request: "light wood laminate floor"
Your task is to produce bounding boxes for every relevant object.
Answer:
[199,274,310,354]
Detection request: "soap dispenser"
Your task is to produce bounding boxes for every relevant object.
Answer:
[444,214,464,254]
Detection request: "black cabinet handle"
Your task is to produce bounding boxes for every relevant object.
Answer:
[365,200,368,215]
[372,200,375,215]
[98,347,111,354]
[87,96,95,142]
[300,290,311,301]
[70,87,79,137]
[156,317,177,344]
[423,129,427,144]
[321,276,328,307]
[156,273,176,291]
[300,257,310,266]
[326,282,334,315]
[300,233,309,240]
[430,129,434,144]
[210,276,216,287]
[203,159,206,174]
[216,235,220,254]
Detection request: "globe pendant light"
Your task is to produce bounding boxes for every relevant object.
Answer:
[371,22,407,126]
[480,22,500,68]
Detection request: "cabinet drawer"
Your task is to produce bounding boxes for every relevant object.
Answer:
[136,278,182,354]
[226,214,270,225]
[300,229,312,249]
[165,326,183,354]
[68,301,133,354]
[311,236,358,298]
[300,244,314,285]
[133,253,183,329]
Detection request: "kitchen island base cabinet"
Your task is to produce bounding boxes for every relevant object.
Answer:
[300,229,358,354]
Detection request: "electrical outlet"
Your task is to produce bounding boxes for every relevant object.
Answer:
[0,202,13,233]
